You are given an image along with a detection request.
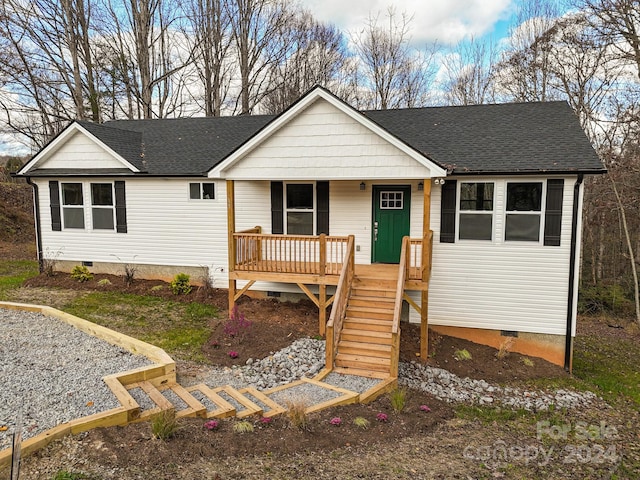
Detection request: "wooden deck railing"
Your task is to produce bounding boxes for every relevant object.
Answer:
[325,235,355,369]
[233,228,350,275]
[390,236,410,377]
[407,231,433,280]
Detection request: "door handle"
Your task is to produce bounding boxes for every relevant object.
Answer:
[374,221,378,242]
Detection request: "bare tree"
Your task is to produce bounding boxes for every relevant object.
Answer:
[352,8,435,110]
[443,37,497,106]
[495,0,562,102]
[579,0,640,80]
[228,0,294,114]
[262,10,348,114]
[182,0,234,116]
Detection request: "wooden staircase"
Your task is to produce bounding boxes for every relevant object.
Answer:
[333,272,399,378]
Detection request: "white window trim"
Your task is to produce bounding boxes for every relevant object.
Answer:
[90,182,115,231]
[60,182,86,231]
[503,180,547,244]
[456,181,495,242]
[60,181,118,232]
[283,181,316,235]
[189,182,216,201]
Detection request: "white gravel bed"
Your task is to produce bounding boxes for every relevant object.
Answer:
[0,308,152,450]
[189,389,220,411]
[127,388,155,411]
[269,383,342,407]
[216,391,245,413]
[243,392,269,412]
[161,389,188,411]
[399,361,598,411]
[323,372,381,393]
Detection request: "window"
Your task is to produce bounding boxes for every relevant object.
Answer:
[91,183,114,230]
[61,183,85,229]
[380,191,404,209]
[286,183,314,235]
[459,182,494,240]
[190,182,215,200]
[505,182,543,241]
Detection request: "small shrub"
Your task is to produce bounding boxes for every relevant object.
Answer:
[228,350,239,359]
[578,283,635,316]
[223,306,253,342]
[389,388,407,413]
[123,263,138,287]
[170,273,192,295]
[329,417,342,426]
[522,357,535,367]
[353,416,370,429]
[211,340,220,349]
[41,248,63,277]
[284,398,309,429]
[97,278,112,286]
[198,265,215,296]
[233,420,254,434]
[454,349,472,361]
[70,265,93,283]
[151,410,179,440]
[203,420,219,430]
[496,338,515,359]
[150,285,164,292]
[259,416,272,425]
[419,404,431,412]
[376,412,388,422]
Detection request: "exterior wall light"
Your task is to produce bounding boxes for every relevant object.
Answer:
[418,181,424,191]
[360,182,366,191]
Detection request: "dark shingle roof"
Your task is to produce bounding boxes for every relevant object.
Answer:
[39,100,603,176]
[364,101,604,174]
[98,115,273,175]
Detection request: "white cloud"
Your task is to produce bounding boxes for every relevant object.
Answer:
[298,0,515,45]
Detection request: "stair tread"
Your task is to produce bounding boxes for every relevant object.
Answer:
[341,328,392,338]
[332,367,390,379]
[350,295,395,302]
[346,305,394,313]
[338,340,392,352]
[336,353,391,365]
[344,316,393,325]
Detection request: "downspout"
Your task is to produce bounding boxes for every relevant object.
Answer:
[25,176,43,273]
[565,173,584,372]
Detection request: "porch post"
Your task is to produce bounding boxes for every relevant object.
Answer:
[227,180,236,313]
[319,284,327,335]
[420,179,431,362]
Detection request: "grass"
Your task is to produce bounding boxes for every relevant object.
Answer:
[233,420,254,433]
[0,259,39,299]
[52,471,95,480]
[284,398,309,429]
[389,388,407,413]
[573,332,640,407]
[62,292,216,363]
[150,409,180,440]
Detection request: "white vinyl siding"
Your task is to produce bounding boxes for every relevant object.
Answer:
[408,176,578,336]
[39,131,127,169]
[216,100,439,180]
[37,178,229,280]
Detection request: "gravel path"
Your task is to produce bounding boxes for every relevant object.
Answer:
[1,307,599,453]
[0,308,152,450]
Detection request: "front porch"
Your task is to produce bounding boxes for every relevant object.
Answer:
[226,180,434,379]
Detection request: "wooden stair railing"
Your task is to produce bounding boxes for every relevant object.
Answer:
[325,235,355,370]
[390,236,410,377]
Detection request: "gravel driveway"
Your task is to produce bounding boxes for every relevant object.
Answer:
[0,308,152,450]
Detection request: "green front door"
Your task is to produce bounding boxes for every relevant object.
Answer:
[372,186,411,263]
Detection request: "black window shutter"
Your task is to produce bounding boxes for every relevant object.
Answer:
[316,181,329,235]
[49,181,61,231]
[544,179,564,246]
[114,181,128,233]
[440,179,457,243]
[271,181,284,234]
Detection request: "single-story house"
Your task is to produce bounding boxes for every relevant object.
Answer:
[17,86,605,375]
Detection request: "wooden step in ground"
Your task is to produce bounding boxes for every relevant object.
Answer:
[157,383,207,419]
[185,384,237,419]
[210,385,263,418]
[126,381,174,422]
[238,386,287,417]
